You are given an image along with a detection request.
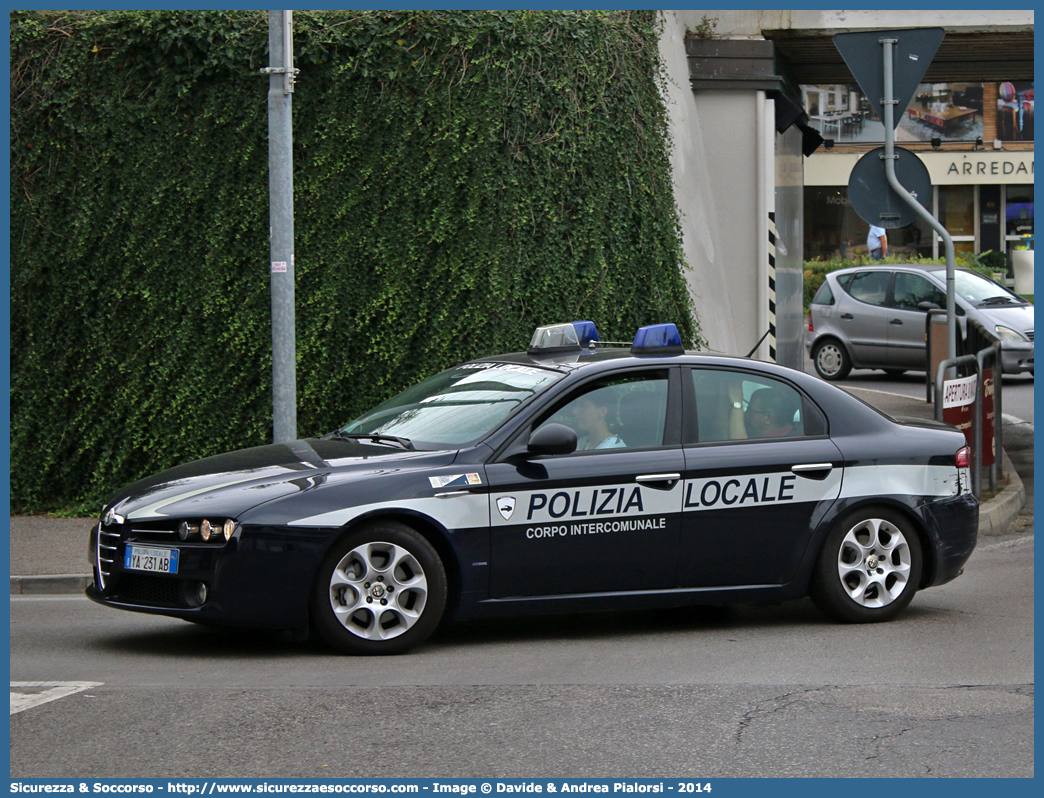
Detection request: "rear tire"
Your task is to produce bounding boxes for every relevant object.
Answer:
[810,507,922,623]
[312,521,447,655]
[812,339,852,381]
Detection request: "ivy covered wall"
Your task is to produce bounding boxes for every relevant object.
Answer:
[10,10,699,512]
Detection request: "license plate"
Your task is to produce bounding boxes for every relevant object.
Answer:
[124,545,179,574]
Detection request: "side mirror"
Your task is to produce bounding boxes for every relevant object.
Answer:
[527,423,577,456]
[917,301,941,311]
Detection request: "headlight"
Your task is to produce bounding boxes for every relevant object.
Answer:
[995,325,1028,342]
[200,519,214,541]
[179,521,198,541]
[223,519,237,541]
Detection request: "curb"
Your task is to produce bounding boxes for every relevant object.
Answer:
[977,448,1027,537]
[10,574,91,595]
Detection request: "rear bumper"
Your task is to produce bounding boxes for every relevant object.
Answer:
[921,493,979,587]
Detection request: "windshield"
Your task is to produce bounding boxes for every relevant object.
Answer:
[930,269,1027,306]
[338,363,565,449]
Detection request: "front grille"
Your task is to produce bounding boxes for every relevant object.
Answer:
[112,574,183,607]
[96,525,121,590]
[99,518,230,548]
[1026,330,1034,342]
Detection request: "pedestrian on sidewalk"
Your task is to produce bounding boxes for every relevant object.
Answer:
[867,224,888,260]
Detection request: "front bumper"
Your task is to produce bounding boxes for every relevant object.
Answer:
[999,340,1034,374]
[87,522,337,630]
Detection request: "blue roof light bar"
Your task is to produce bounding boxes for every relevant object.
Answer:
[631,323,684,355]
[528,321,601,355]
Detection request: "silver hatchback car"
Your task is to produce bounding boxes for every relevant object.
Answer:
[807,264,1034,380]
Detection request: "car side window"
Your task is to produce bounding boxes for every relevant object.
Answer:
[812,281,835,306]
[691,370,826,443]
[533,372,669,452]
[841,270,891,307]
[893,272,946,311]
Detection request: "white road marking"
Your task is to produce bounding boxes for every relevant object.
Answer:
[10,681,102,715]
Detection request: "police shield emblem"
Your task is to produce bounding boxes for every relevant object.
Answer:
[496,496,516,521]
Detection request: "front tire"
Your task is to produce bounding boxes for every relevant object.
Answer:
[812,339,852,381]
[312,522,447,655]
[810,508,922,623]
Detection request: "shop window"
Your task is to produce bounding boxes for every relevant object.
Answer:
[1005,185,1034,241]
[939,185,975,236]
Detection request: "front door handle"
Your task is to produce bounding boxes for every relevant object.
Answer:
[636,473,681,490]
[791,463,834,480]
[890,318,903,325]
[840,313,854,320]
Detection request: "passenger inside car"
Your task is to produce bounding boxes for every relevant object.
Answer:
[573,390,626,450]
[744,388,799,438]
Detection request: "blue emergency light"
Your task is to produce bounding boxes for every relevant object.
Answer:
[630,323,684,355]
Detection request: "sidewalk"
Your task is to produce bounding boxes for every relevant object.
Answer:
[8,386,1029,595]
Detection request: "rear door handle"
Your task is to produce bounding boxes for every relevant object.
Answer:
[791,463,834,480]
[840,313,854,320]
[890,319,903,325]
[636,473,681,490]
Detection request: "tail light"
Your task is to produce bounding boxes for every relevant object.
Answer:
[808,309,814,333]
[956,446,971,468]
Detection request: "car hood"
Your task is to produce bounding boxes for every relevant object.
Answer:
[973,302,1034,334]
[103,438,457,523]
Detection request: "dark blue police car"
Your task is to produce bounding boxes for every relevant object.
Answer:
[89,322,978,655]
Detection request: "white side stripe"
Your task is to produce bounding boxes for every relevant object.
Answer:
[840,465,959,499]
[289,493,489,529]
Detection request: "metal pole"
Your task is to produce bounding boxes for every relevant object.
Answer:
[266,10,297,442]
[880,38,957,362]
[990,343,1002,489]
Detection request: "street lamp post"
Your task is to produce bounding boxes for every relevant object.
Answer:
[264,10,299,443]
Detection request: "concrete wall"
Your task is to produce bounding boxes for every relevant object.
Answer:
[674,9,1034,37]
[658,12,763,357]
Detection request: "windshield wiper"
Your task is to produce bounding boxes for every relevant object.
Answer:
[978,296,1023,307]
[325,432,415,450]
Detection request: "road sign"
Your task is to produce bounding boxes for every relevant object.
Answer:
[848,146,932,228]
[833,28,945,124]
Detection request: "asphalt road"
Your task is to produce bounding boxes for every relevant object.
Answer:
[801,362,1034,424]
[10,532,1033,778]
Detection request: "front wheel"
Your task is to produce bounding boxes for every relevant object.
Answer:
[812,339,852,381]
[810,508,923,623]
[312,522,447,655]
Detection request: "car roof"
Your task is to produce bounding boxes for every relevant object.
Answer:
[828,263,968,276]
[472,348,800,374]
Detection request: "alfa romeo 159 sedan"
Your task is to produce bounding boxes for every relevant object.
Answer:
[89,322,978,654]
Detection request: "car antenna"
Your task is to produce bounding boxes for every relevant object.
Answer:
[745,329,771,358]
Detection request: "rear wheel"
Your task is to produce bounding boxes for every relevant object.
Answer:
[812,339,852,381]
[810,508,922,623]
[312,521,447,655]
